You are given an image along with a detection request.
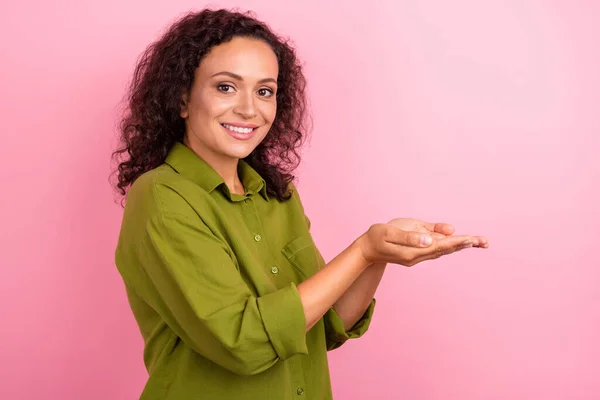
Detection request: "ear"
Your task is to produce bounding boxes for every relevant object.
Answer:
[180,92,189,118]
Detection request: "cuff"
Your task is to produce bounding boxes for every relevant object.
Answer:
[324,298,376,351]
[257,282,309,360]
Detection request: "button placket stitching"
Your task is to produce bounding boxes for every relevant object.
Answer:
[246,196,275,276]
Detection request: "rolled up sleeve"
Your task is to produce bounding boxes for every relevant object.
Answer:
[306,217,377,351]
[257,283,308,360]
[323,299,376,351]
[135,212,308,376]
[293,184,376,351]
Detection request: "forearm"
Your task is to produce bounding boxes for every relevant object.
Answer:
[332,262,386,331]
[297,239,371,331]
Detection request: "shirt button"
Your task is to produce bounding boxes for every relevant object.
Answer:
[296,387,304,396]
[254,234,262,242]
[270,266,279,274]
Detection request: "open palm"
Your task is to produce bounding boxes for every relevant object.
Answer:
[388,218,488,248]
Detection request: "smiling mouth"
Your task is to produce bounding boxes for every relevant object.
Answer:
[221,123,257,134]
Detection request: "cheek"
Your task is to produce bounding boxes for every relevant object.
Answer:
[196,91,233,118]
[261,101,277,123]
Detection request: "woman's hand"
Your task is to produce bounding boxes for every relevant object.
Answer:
[355,218,488,267]
[388,218,488,247]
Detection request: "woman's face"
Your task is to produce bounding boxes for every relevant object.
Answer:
[180,36,279,165]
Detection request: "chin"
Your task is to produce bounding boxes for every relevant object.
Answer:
[226,142,261,159]
[224,147,256,160]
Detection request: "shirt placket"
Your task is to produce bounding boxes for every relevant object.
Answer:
[242,196,308,397]
[290,365,307,399]
[241,196,280,279]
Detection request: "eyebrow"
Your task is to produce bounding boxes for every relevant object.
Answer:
[211,71,277,85]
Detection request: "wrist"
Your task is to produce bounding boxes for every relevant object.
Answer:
[351,234,374,270]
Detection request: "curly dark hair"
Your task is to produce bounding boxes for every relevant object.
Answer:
[112,8,310,202]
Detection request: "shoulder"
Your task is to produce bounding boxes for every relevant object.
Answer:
[285,181,305,212]
[125,165,211,220]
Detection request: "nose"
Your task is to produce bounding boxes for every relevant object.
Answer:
[233,91,257,119]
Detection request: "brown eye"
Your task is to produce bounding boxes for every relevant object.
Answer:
[258,88,274,97]
[217,84,234,93]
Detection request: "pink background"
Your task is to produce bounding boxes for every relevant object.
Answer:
[1,0,599,399]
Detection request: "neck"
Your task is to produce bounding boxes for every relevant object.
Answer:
[183,137,244,195]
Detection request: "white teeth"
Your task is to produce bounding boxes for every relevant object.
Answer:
[223,124,254,134]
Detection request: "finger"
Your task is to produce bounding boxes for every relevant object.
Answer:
[385,226,434,248]
[474,236,489,248]
[420,221,436,231]
[462,236,488,248]
[434,223,455,236]
[411,235,476,260]
[430,232,446,240]
[421,221,455,236]
[381,234,472,266]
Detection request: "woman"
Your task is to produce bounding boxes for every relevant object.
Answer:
[113,8,488,400]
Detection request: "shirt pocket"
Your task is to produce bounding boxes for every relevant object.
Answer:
[281,235,321,280]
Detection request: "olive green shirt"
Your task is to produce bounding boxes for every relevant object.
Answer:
[115,142,375,399]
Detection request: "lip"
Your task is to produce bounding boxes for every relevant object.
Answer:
[221,122,260,128]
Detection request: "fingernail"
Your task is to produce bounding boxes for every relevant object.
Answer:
[421,236,432,246]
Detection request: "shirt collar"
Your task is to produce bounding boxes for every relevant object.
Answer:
[165,142,269,201]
